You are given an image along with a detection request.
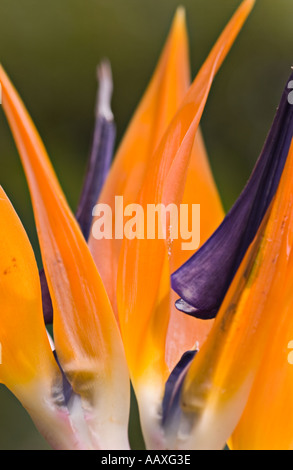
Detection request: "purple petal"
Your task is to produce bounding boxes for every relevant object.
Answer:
[41,61,115,324]
[162,350,197,428]
[40,268,53,324]
[172,71,293,319]
[53,350,73,406]
[76,60,116,241]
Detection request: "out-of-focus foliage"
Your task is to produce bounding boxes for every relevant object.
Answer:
[0,0,292,449]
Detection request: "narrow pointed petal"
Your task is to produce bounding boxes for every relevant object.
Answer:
[117,0,255,449]
[0,188,91,450]
[41,61,115,324]
[0,66,130,449]
[76,60,116,241]
[88,7,192,314]
[162,350,197,428]
[172,70,293,319]
[166,138,293,451]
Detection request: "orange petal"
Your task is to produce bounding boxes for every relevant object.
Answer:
[117,0,255,450]
[88,7,191,314]
[0,65,130,449]
[179,140,293,450]
[172,129,224,271]
[166,129,224,371]
[118,0,255,381]
[162,0,255,376]
[0,186,58,389]
[229,145,293,450]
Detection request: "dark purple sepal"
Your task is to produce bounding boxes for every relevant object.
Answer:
[40,268,54,324]
[53,350,73,406]
[76,60,116,241]
[162,349,197,428]
[172,71,293,319]
[75,114,116,241]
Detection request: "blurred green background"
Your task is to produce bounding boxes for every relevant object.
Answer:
[0,0,292,449]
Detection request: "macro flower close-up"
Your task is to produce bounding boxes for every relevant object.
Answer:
[0,0,293,452]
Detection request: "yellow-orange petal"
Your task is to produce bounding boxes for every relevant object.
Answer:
[0,187,89,450]
[0,186,58,388]
[178,139,293,450]
[0,65,130,449]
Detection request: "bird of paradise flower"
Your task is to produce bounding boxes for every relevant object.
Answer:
[0,0,292,450]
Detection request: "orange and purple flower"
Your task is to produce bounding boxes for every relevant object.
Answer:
[0,0,292,450]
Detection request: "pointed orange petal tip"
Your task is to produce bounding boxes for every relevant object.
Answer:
[245,0,256,10]
[88,5,190,314]
[117,0,255,451]
[237,0,256,25]
[174,6,186,24]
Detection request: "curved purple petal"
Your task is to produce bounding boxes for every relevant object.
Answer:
[53,350,73,406]
[162,350,197,429]
[172,71,293,319]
